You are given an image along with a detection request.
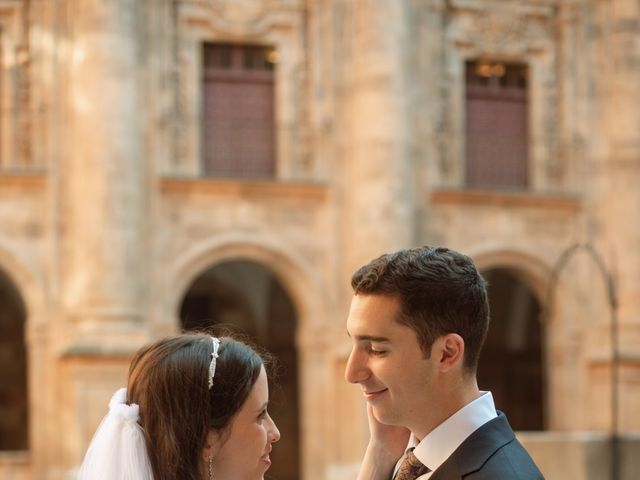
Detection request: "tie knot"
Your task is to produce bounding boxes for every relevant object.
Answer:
[394,449,430,480]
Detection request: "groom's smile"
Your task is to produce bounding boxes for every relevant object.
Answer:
[363,387,389,401]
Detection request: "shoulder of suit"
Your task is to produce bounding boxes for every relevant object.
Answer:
[470,440,543,479]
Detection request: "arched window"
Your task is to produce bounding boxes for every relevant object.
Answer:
[0,269,28,450]
[180,260,299,480]
[478,268,544,430]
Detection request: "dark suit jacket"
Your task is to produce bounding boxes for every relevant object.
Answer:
[429,412,544,480]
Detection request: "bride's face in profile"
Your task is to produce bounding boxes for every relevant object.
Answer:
[210,365,280,480]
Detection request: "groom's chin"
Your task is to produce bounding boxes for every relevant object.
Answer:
[371,404,400,426]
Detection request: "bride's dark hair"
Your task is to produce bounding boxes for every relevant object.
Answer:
[126,333,268,480]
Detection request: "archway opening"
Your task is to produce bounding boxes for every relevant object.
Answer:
[179,260,300,480]
[0,269,28,450]
[478,267,544,430]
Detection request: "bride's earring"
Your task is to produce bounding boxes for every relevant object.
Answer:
[208,456,213,479]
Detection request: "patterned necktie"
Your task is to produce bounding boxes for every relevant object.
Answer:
[394,448,431,480]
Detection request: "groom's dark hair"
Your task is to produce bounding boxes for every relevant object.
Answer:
[351,246,490,373]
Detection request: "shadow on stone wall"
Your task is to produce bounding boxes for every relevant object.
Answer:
[518,432,640,480]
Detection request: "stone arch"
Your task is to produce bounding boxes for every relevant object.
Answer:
[164,233,331,480]
[0,265,28,449]
[469,247,551,431]
[0,240,47,331]
[166,233,327,337]
[471,247,551,306]
[0,240,48,456]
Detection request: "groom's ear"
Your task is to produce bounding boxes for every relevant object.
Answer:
[437,333,465,373]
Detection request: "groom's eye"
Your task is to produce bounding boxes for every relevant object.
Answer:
[366,344,387,356]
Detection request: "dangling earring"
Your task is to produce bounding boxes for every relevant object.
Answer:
[208,456,213,479]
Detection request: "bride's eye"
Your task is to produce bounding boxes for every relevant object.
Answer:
[258,408,268,422]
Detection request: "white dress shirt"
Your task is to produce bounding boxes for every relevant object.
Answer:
[394,392,497,479]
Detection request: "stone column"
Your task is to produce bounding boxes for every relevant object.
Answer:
[338,0,415,287]
[61,0,147,349]
[332,0,416,475]
[591,0,640,433]
[601,0,640,434]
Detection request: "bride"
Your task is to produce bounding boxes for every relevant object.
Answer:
[77,333,280,480]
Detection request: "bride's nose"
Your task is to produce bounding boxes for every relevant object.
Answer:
[268,414,280,443]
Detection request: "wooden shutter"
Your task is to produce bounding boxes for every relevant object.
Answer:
[465,61,528,189]
[202,44,276,178]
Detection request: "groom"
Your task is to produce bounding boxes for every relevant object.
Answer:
[345,246,543,479]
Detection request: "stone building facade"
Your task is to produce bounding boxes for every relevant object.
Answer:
[0,0,639,479]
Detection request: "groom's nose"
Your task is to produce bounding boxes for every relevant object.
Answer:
[345,347,368,384]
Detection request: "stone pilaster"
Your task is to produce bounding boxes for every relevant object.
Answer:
[590,0,640,433]
[337,0,415,287]
[332,0,416,475]
[61,0,148,350]
[601,0,640,434]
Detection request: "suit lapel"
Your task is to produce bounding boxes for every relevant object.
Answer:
[428,412,515,480]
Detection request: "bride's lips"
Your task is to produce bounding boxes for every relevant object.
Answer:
[363,388,388,400]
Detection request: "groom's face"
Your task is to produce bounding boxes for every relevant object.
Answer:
[345,293,439,435]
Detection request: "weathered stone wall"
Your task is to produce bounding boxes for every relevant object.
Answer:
[0,1,639,479]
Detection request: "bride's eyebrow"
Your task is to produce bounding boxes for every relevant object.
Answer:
[256,401,268,413]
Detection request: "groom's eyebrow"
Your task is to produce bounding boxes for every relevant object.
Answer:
[347,332,391,343]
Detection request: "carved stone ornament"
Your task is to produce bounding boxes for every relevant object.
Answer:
[470,7,527,52]
[455,0,556,54]
[215,0,266,23]
[196,0,271,34]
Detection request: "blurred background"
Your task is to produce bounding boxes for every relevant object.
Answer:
[0,0,639,479]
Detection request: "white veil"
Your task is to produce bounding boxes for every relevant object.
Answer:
[77,388,154,480]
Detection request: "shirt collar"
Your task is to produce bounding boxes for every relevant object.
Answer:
[408,391,497,473]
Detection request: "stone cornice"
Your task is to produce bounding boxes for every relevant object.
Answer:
[588,351,640,368]
[160,177,329,202]
[430,188,582,212]
[0,172,46,190]
[0,450,29,463]
[60,346,136,360]
[449,0,558,16]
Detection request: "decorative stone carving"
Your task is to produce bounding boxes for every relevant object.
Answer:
[452,1,555,54]
[172,32,190,172]
[210,0,268,25]
[185,0,297,36]
[0,3,30,169]
[471,8,527,51]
